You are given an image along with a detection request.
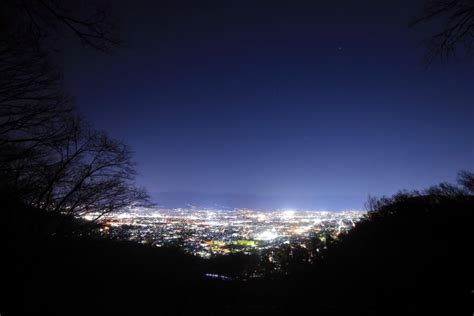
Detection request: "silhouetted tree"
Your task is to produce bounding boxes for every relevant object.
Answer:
[412,0,474,63]
[453,169,474,193]
[35,123,147,218]
[0,0,120,53]
[364,170,474,220]
[0,34,73,195]
[279,171,474,315]
[0,2,147,221]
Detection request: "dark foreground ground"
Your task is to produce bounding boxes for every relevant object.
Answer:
[2,192,473,315]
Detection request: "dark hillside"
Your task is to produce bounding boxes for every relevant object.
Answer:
[280,191,474,315]
[2,181,473,315]
[1,197,240,315]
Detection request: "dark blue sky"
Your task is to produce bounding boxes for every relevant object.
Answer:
[63,0,473,210]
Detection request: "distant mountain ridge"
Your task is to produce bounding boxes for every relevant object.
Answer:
[151,192,363,210]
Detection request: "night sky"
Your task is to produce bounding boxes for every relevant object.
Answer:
[63,0,473,210]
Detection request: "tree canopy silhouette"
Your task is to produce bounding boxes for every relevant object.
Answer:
[412,0,474,63]
[0,1,147,221]
[1,0,119,53]
[286,170,474,315]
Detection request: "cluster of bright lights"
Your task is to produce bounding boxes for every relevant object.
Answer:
[255,230,278,241]
[94,207,364,257]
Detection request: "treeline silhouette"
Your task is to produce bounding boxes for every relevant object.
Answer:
[278,171,474,315]
[2,1,473,315]
[3,173,473,315]
[0,1,148,226]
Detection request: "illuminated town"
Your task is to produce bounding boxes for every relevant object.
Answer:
[92,208,365,258]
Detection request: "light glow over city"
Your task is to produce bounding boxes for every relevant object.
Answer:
[93,208,365,258]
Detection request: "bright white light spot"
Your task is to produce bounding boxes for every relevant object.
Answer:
[255,230,278,241]
[83,215,95,221]
[283,210,295,219]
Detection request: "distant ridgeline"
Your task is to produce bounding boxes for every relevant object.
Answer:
[152,191,363,210]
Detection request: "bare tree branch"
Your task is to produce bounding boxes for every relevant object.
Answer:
[1,0,121,53]
[0,23,148,219]
[411,0,474,64]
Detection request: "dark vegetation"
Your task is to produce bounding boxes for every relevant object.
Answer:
[286,173,474,315]
[1,1,473,315]
[3,174,473,315]
[411,0,474,64]
[0,1,148,221]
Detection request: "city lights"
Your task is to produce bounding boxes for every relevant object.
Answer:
[255,230,278,241]
[94,208,364,258]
